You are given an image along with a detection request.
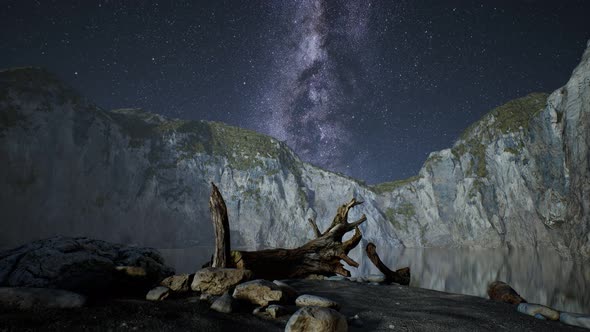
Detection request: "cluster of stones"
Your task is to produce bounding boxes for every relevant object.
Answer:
[0,236,174,310]
[488,281,590,329]
[516,303,590,329]
[146,267,353,332]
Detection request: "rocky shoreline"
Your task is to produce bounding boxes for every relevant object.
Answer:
[2,237,588,331]
[1,279,587,331]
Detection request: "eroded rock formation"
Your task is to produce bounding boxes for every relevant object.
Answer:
[1,41,589,268]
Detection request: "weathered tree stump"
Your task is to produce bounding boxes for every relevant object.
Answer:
[208,183,367,280]
[365,243,410,285]
[487,281,526,304]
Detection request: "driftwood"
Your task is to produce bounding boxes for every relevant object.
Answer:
[365,243,411,285]
[487,281,526,304]
[208,183,413,283]
[210,183,231,268]
[232,200,367,280]
[208,183,366,280]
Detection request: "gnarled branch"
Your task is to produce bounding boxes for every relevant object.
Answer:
[206,183,369,279]
[366,242,410,285]
[307,218,322,238]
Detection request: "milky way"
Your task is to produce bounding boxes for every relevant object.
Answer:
[253,0,373,172]
[2,1,588,184]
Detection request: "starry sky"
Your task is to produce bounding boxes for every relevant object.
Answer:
[1,1,589,184]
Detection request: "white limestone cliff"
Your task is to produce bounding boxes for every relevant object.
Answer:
[1,41,589,273]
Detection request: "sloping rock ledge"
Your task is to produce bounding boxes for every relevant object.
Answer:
[0,236,174,296]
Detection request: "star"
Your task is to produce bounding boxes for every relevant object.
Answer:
[0,1,586,184]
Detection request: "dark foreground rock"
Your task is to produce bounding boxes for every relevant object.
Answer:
[0,287,86,310]
[0,236,173,296]
[0,280,586,331]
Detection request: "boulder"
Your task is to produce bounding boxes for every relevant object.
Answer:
[191,268,253,295]
[0,236,174,296]
[560,312,590,329]
[160,274,192,293]
[516,303,559,320]
[232,279,285,306]
[285,306,348,332]
[295,294,340,310]
[266,304,288,318]
[210,292,234,313]
[0,287,86,309]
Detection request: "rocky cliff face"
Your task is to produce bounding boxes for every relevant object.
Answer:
[1,42,589,271]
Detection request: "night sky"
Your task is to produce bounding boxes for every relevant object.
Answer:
[2,1,589,184]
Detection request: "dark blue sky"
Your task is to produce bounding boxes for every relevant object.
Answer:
[1,0,589,184]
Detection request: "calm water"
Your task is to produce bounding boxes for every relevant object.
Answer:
[160,246,590,314]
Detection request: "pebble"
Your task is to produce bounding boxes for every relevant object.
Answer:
[348,314,364,327]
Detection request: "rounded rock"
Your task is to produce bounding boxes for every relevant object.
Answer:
[191,267,253,295]
[232,279,285,307]
[516,303,559,320]
[285,307,347,332]
[160,274,192,293]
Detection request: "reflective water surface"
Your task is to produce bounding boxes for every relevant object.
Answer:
[160,246,590,314]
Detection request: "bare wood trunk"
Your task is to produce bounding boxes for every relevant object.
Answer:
[210,183,231,268]
[365,243,410,285]
[231,199,367,279]
[206,185,366,279]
